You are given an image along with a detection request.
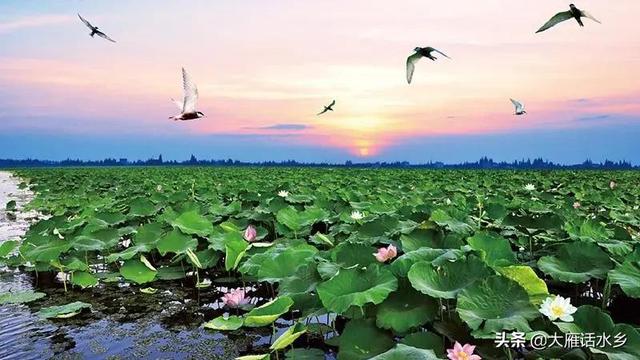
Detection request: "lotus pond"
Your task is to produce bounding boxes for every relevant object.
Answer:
[1,167,639,360]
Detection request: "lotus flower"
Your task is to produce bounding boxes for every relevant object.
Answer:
[350,210,364,220]
[221,288,249,308]
[243,225,257,242]
[524,183,536,191]
[374,244,397,263]
[610,180,617,190]
[121,239,132,248]
[156,184,162,192]
[278,190,289,197]
[447,342,481,360]
[573,202,581,209]
[539,295,577,322]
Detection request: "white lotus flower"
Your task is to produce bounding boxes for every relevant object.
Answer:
[539,295,577,322]
[350,210,364,220]
[278,190,289,197]
[121,239,132,248]
[524,184,536,191]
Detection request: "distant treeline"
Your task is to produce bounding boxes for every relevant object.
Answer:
[0,155,636,170]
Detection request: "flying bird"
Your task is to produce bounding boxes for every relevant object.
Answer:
[169,68,204,121]
[406,47,450,84]
[536,4,601,33]
[510,99,527,115]
[317,100,336,115]
[78,13,116,43]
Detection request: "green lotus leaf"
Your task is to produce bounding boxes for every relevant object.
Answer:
[0,240,19,257]
[429,209,473,235]
[0,290,46,304]
[171,210,213,237]
[369,344,441,360]
[609,250,640,298]
[157,229,197,255]
[134,222,164,244]
[457,275,539,334]
[351,216,398,242]
[390,248,459,277]
[128,198,157,217]
[467,231,516,267]
[270,323,307,350]
[235,355,269,360]
[38,301,92,319]
[156,266,186,280]
[332,242,377,268]
[23,239,72,262]
[538,242,613,283]
[94,211,126,226]
[497,265,549,305]
[285,348,325,360]
[554,305,640,360]
[224,231,249,271]
[400,332,444,355]
[317,266,398,314]
[400,229,448,251]
[334,319,394,360]
[120,258,157,284]
[258,246,317,283]
[566,219,611,242]
[244,296,294,327]
[408,256,491,299]
[203,315,243,331]
[375,284,438,333]
[276,206,328,233]
[71,271,98,288]
[72,228,120,251]
[193,248,220,269]
[62,257,90,271]
[503,208,562,229]
[105,243,154,262]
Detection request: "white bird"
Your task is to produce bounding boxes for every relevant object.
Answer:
[536,4,601,33]
[317,100,336,115]
[78,14,116,43]
[169,68,204,121]
[510,98,527,115]
[406,47,450,84]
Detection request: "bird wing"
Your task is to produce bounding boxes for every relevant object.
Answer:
[431,48,451,59]
[581,10,601,24]
[406,52,422,84]
[181,68,199,113]
[329,100,336,107]
[95,30,116,43]
[78,13,93,29]
[510,98,523,112]
[536,11,574,33]
[317,108,328,116]
[171,98,184,112]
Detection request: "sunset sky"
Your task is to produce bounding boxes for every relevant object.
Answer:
[1,0,639,163]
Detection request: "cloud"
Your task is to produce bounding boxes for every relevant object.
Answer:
[254,123,312,130]
[0,15,73,34]
[577,114,611,121]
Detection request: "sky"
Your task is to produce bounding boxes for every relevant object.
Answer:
[0,0,639,164]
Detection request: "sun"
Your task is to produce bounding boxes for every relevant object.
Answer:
[358,147,370,156]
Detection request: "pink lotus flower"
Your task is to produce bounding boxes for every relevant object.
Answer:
[573,202,581,209]
[610,181,617,190]
[244,225,257,242]
[374,244,397,263]
[447,342,481,360]
[221,288,249,308]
